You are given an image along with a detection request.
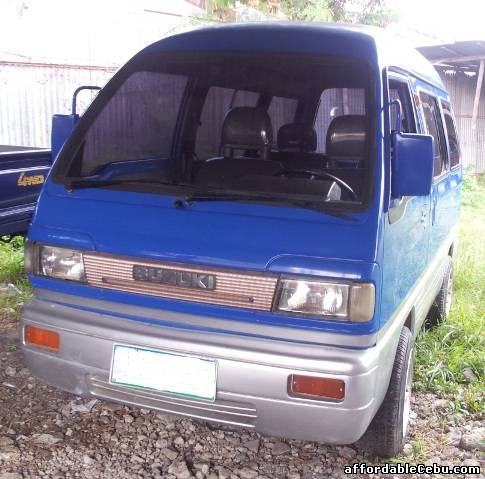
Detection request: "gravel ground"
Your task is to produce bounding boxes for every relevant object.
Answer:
[0,323,483,479]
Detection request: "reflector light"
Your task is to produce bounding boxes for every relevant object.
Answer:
[290,374,345,401]
[25,325,60,351]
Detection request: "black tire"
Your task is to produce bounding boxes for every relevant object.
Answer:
[358,326,414,457]
[426,256,453,328]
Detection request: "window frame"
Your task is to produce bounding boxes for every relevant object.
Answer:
[440,98,461,171]
[387,74,418,135]
[417,88,450,181]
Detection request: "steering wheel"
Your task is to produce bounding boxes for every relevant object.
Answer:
[274,169,357,201]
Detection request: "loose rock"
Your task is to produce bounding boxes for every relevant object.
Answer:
[236,467,258,479]
[161,447,179,461]
[243,439,260,454]
[460,428,485,451]
[463,367,479,383]
[0,446,20,461]
[271,442,291,456]
[30,433,62,446]
[168,460,193,479]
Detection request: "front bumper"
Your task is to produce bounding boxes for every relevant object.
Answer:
[20,291,397,444]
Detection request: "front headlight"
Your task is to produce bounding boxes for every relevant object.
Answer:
[40,245,85,281]
[277,279,350,317]
[24,243,86,282]
[275,278,374,322]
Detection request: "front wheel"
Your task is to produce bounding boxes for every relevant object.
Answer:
[358,326,415,457]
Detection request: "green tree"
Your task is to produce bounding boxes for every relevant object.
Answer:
[281,0,334,22]
[205,0,237,20]
[282,0,397,26]
[205,0,397,27]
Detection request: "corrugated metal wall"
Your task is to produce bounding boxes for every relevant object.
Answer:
[0,62,116,148]
[1,61,484,173]
[440,71,485,173]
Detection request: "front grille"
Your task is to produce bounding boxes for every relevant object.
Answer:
[88,376,258,428]
[83,253,278,311]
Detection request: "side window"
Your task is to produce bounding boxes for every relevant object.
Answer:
[314,88,365,153]
[419,92,447,178]
[195,88,259,161]
[441,100,461,168]
[389,79,416,133]
[267,96,298,139]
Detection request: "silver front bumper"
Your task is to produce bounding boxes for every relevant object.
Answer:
[20,291,399,444]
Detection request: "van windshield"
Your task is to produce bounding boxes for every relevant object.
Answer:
[59,52,373,209]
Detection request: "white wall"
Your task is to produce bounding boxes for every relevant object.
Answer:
[0,0,207,147]
[0,0,206,66]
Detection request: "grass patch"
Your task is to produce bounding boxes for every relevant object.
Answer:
[415,175,485,416]
[0,236,32,323]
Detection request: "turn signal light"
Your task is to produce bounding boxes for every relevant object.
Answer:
[290,374,345,401]
[25,325,60,351]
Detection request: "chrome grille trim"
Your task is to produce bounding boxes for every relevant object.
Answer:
[83,253,278,311]
[88,376,258,427]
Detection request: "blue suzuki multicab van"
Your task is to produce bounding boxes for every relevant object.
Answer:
[21,23,462,456]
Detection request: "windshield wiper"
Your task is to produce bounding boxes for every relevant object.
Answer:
[183,191,357,221]
[185,191,270,204]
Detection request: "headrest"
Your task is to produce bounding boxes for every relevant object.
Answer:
[222,107,273,154]
[277,123,317,152]
[326,115,366,158]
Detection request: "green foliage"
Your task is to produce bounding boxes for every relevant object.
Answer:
[414,175,485,416]
[358,6,398,27]
[203,0,398,26]
[281,0,334,22]
[0,236,25,283]
[0,236,31,322]
[206,0,234,14]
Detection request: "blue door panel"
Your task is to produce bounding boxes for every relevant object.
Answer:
[381,195,429,327]
[411,78,462,261]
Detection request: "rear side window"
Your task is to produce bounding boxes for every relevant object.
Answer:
[268,96,298,138]
[441,100,461,168]
[419,92,447,178]
[81,71,188,176]
[195,88,259,161]
[314,88,366,152]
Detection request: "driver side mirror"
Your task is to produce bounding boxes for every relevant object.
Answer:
[390,100,434,198]
[51,86,101,160]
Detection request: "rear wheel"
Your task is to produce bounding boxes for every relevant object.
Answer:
[359,326,414,457]
[426,256,453,328]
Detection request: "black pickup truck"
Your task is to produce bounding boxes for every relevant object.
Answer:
[0,145,51,236]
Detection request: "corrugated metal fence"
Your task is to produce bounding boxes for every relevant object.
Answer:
[440,71,485,173]
[1,62,484,173]
[0,62,116,148]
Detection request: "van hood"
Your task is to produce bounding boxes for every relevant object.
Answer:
[31,184,379,277]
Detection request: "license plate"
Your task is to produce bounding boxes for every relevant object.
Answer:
[110,344,217,401]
